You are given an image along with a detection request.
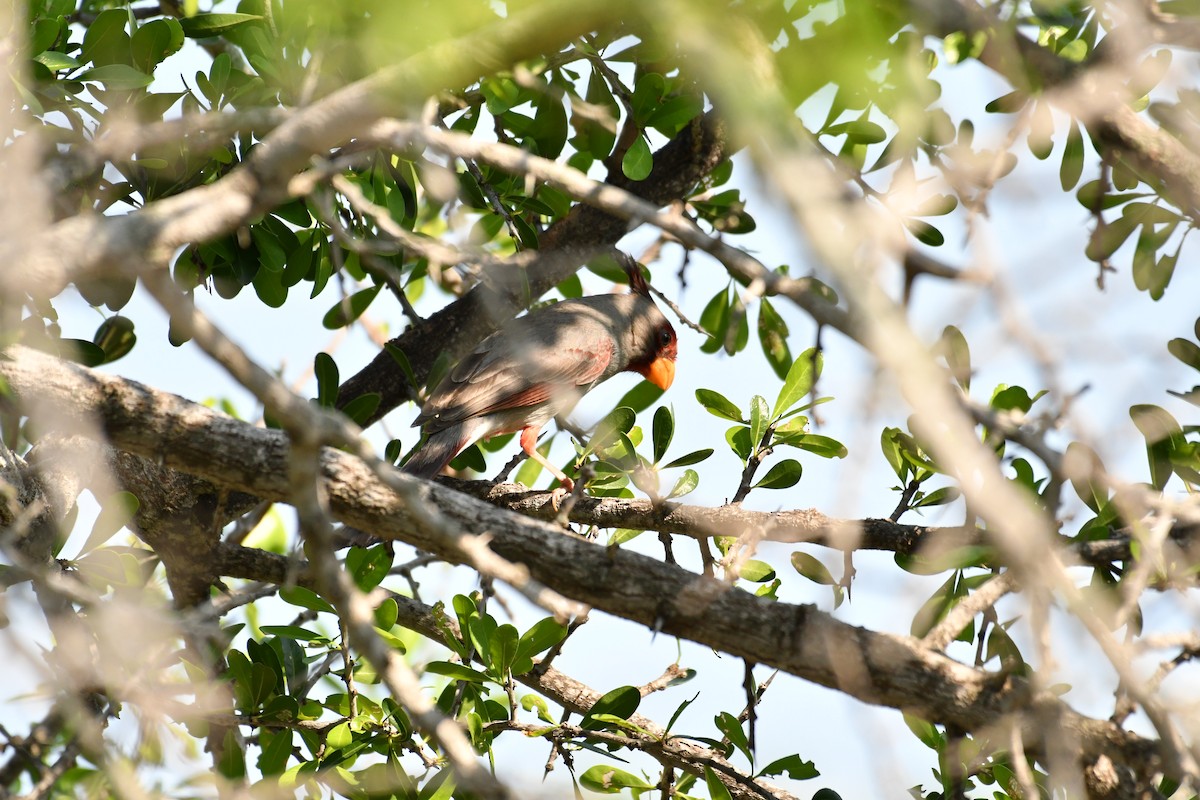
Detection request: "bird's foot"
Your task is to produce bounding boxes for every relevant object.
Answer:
[548,485,570,512]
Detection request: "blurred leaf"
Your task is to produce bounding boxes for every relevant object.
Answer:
[1060,118,1085,191]
[739,560,776,582]
[341,393,380,426]
[1169,337,1200,372]
[79,491,140,556]
[791,552,834,585]
[322,284,383,329]
[984,90,1026,113]
[179,13,264,37]
[93,315,136,363]
[1065,441,1109,512]
[667,469,699,499]
[938,325,971,390]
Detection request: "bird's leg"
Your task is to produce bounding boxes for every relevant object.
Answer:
[520,426,575,493]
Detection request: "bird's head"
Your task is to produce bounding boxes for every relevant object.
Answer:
[619,255,678,391]
[632,315,678,390]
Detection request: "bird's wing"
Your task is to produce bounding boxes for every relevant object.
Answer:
[416,324,614,433]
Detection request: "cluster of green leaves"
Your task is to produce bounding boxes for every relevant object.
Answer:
[425,594,567,753]
[575,675,827,800]
[976,3,1191,300]
[696,347,847,493]
[578,403,714,504]
[904,712,1057,800]
[210,546,425,788]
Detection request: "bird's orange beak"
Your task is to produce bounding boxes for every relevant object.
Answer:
[643,356,676,391]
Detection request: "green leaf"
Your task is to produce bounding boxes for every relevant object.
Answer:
[666,469,699,499]
[488,624,519,676]
[616,379,664,413]
[79,64,154,90]
[257,729,292,775]
[758,754,819,780]
[791,552,835,585]
[984,90,1026,113]
[1060,118,1085,191]
[739,559,776,583]
[314,352,338,407]
[424,661,490,683]
[279,585,336,615]
[726,426,753,461]
[130,18,184,72]
[912,486,961,508]
[754,459,802,490]
[772,347,821,419]
[346,545,390,592]
[698,286,730,354]
[786,434,848,459]
[652,406,674,464]
[906,219,945,247]
[385,343,419,392]
[621,135,653,180]
[81,9,130,67]
[581,686,640,730]
[322,284,383,329]
[514,617,567,672]
[1169,338,1200,372]
[34,51,82,71]
[1130,404,1183,490]
[79,491,140,556]
[579,765,655,793]
[590,406,636,454]
[748,395,769,449]
[341,393,381,426]
[757,297,792,380]
[715,710,754,764]
[938,325,971,390]
[705,767,734,800]
[178,13,264,38]
[662,448,714,469]
[1065,441,1108,512]
[93,315,136,363]
[696,388,743,422]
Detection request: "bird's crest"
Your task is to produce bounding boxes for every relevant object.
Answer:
[618,252,652,298]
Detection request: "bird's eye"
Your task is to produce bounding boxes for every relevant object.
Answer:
[659,329,672,346]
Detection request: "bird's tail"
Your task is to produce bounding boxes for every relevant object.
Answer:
[402,427,466,480]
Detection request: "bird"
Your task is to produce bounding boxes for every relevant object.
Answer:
[403,256,678,491]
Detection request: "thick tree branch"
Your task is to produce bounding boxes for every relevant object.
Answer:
[335,111,731,424]
[0,346,1167,786]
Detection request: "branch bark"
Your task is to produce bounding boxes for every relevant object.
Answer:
[0,346,1167,788]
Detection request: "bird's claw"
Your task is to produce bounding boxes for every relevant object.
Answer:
[548,486,570,512]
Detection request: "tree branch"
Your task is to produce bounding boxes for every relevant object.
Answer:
[0,346,1167,786]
